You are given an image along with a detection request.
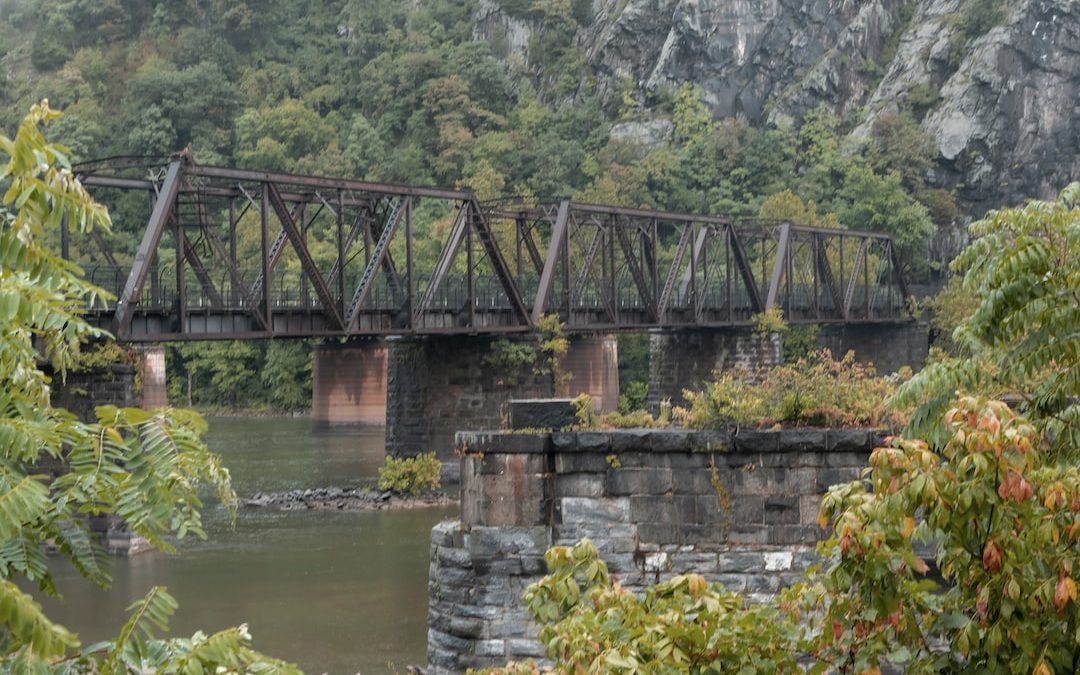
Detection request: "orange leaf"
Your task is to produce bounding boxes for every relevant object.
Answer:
[902,517,915,538]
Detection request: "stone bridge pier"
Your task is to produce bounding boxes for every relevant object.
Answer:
[647,323,929,411]
[311,341,388,428]
[647,328,783,411]
[384,334,621,483]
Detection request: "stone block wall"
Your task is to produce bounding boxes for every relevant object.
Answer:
[647,329,782,410]
[428,427,880,673]
[386,337,552,484]
[816,322,929,374]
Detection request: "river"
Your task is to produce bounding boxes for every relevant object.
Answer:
[37,417,455,674]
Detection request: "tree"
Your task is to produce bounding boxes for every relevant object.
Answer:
[0,102,298,671]
[893,183,1080,455]
[803,397,1080,674]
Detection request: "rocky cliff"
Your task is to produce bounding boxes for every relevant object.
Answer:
[474,0,1080,213]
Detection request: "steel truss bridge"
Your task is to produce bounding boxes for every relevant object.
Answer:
[70,156,912,342]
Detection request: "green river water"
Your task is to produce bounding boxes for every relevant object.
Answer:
[37,416,456,674]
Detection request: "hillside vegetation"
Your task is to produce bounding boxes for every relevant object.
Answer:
[0,0,1005,407]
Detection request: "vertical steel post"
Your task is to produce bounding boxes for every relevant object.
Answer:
[175,216,186,334]
[405,197,414,329]
[466,201,475,328]
[337,190,346,317]
[260,185,272,333]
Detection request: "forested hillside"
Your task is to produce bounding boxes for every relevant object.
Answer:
[3,0,1071,410]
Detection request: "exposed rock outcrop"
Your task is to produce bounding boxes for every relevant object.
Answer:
[473,0,1080,213]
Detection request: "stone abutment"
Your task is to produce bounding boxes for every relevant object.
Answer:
[426,421,881,672]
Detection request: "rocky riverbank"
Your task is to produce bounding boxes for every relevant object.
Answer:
[243,487,453,511]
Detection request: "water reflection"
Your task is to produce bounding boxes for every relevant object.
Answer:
[36,417,455,674]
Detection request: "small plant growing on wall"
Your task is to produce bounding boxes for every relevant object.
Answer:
[535,313,571,389]
[377,452,442,495]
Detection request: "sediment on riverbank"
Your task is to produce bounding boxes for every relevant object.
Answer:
[243,487,453,511]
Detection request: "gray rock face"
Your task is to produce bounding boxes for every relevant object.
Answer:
[472,0,1080,213]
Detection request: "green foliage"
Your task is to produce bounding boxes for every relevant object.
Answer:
[0,103,296,671]
[678,350,904,430]
[801,397,1080,674]
[569,393,599,429]
[752,307,788,336]
[377,452,442,495]
[783,324,821,362]
[536,314,570,388]
[484,338,538,387]
[617,381,649,415]
[602,409,657,429]
[924,275,979,355]
[892,183,1080,456]
[2,0,962,415]
[478,539,801,674]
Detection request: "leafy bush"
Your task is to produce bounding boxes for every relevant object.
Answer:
[377,452,442,495]
[478,539,801,674]
[602,409,657,429]
[0,102,296,672]
[893,182,1079,455]
[618,380,649,414]
[677,349,903,430]
[799,397,1080,673]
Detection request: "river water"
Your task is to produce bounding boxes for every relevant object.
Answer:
[38,417,455,674]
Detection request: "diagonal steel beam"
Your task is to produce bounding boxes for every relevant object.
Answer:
[347,197,407,329]
[570,227,604,306]
[531,199,570,324]
[615,225,656,320]
[266,184,345,330]
[521,223,545,274]
[814,235,844,317]
[113,160,183,337]
[678,226,709,300]
[468,199,531,327]
[843,238,869,320]
[728,226,764,313]
[199,224,268,331]
[248,201,303,302]
[180,232,223,308]
[657,222,694,319]
[415,201,469,317]
[889,241,911,313]
[765,222,791,310]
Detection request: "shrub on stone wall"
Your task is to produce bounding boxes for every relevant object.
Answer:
[377,452,442,495]
[677,349,906,430]
[475,539,802,674]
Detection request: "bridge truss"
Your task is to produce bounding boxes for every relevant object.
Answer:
[71,156,912,341]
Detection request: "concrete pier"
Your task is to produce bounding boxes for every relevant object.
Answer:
[311,341,388,428]
[557,333,620,413]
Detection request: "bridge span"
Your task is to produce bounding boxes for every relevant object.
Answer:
[73,156,911,342]
[68,156,925,476]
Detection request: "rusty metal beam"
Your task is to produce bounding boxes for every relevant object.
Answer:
[657,222,694,319]
[347,197,407,329]
[189,164,473,201]
[468,199,531,327]
[531,199,570,324]
[843,238,869,320]
[266,184,344,330]
[765,222,791,311]
[112,160,182,338]
[416,201,469,317]
[728,226,763,313]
